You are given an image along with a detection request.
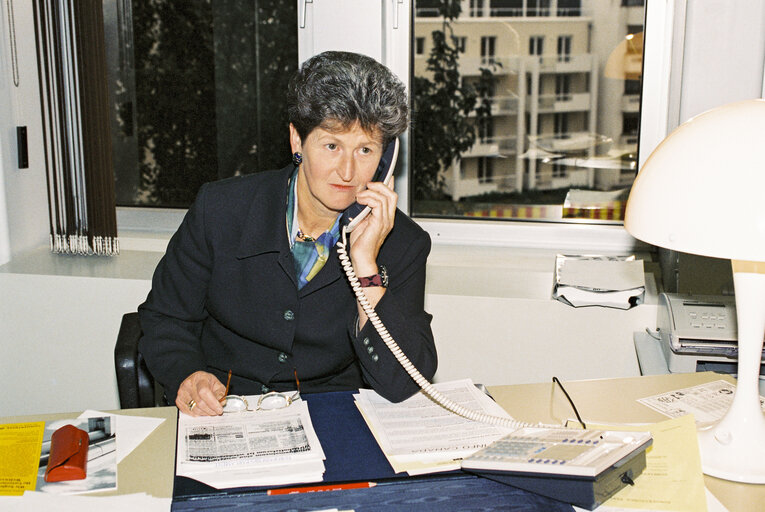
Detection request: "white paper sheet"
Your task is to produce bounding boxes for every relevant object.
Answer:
[355,379,515,470]
[176,398,325,489]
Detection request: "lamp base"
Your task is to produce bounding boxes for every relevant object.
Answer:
[698,407,765,483]
[697,265,765,483]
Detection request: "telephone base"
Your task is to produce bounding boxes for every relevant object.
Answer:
[464,446,648,511]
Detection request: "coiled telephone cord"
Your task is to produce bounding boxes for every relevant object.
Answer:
[337,227,557,430]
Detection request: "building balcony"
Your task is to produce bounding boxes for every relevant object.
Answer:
[622,94,640,113]
[446,175,501,201]
[532,92,591,113]
[467,95,520,117]
[462,135,518,158]
[415,7,589,18]
[532,54,593,74]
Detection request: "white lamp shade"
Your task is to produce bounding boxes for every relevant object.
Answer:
[625,99,765,262]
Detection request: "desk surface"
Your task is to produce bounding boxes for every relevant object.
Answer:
[488,371,765,512]
[2,406,177,499]
[3,372,764,511]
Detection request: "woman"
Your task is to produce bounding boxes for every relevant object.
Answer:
[138,51,437,416]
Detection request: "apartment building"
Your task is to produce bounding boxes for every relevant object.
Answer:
[414,0,644,201]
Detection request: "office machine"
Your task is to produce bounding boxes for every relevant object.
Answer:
[462,427,652,510]
[657,293,765,374]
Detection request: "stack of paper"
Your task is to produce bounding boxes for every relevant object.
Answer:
[354,379,515,475]
[552,254,645,309]
[175,398,325,489]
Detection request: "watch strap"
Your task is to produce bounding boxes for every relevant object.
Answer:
[359,265,388,288]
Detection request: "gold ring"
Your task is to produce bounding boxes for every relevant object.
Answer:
[188,399,197,410]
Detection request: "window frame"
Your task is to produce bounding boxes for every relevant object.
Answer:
[117,0,683,255]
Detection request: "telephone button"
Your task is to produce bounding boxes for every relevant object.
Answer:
[283,310,295,321]
[278,352,289,363]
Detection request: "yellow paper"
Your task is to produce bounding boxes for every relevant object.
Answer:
[597,414,707,512]
[0,422,45,496]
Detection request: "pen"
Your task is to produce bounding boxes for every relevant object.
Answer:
[267,482,376,495]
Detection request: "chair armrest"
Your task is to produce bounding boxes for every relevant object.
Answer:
[114,312,157,408]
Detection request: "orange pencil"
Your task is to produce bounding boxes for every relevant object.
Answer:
[267,482,376,495]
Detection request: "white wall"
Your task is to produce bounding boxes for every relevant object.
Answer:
[0,0,50,265]
[0,245,657,416]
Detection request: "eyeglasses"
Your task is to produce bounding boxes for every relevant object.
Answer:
[221,369,301,413]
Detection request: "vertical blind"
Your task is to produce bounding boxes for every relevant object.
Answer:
[33,0,118,255]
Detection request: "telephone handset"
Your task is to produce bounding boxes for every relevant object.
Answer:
[340,137,399,232]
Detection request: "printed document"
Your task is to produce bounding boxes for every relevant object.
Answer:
[355,379,515,474]
[638,379,765,425]
[176,398,325,489]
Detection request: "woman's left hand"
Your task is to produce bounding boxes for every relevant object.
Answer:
[348,176,397,276]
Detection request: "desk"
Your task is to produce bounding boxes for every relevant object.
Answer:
[3,373,764,511]
[1,406,177,499]
[488,371,765,512]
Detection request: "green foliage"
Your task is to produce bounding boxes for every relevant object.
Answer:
[132,0,296,207]
[412,0,496,200]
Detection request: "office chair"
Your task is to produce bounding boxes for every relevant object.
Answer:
[114,312,164,408]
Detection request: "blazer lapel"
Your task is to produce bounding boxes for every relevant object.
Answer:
[235,166,297,286]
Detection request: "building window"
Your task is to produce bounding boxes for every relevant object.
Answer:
[529,36,544,56]
[477,157,494,184]
[527,0,551,17]
[557,35,572,62]
[554,113,569,139]
[415,37,426,55]
[455,36,467,53]
[623,112,639,139]
[481,36,496,64]
[470,0,485,17]
[555,74,571,99]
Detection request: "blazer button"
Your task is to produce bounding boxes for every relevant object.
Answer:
[261,385,269,394]
[371,354,379,362]
[362,337,371,346]
[283,310,295,321]
[278,352,288,363]
[367,346,374,354]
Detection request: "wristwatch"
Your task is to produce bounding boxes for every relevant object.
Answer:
[359,265,388,288]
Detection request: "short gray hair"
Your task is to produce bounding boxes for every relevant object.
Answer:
[287,51,408,145]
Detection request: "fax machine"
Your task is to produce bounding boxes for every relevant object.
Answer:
[657,293,765,374]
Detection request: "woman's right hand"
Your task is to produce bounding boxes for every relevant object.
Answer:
[176,371,226,416]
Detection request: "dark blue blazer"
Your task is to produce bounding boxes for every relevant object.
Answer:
[138,165,437,403]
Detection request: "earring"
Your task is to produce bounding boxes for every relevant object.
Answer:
[292,152,303,166]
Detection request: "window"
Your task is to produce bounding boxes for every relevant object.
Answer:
[412,0,646,224]
[106,1,649,233]
[455,36,467,53]
[529,36,544,56]
[555,74,571,99]
[557,35,572,62]
[481,36,496,65]
[415,37,426,55]
[554,113,569,139]
[470,0,485,17]
[106,1,297,208]
[477,157,494,184]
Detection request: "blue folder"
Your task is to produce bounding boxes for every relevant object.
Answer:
[172,390,575,511]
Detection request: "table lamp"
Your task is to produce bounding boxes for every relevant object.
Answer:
[624,98,765,483]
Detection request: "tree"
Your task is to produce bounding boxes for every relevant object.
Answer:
[412,0,496,200]
[132,0,296,207]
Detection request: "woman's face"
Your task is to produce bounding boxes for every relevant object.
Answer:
[290,121,384,220]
